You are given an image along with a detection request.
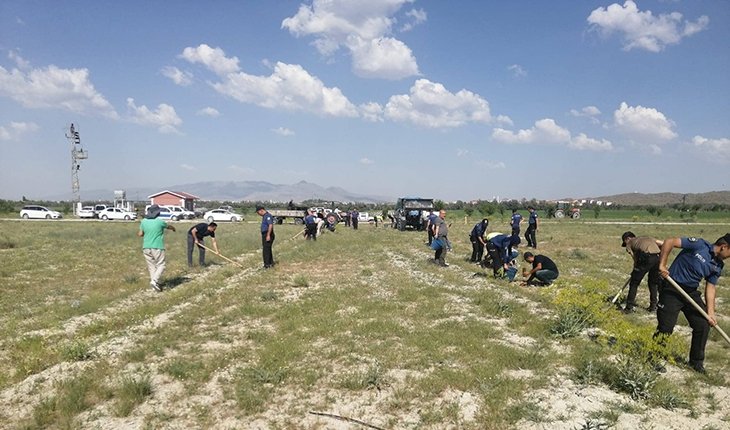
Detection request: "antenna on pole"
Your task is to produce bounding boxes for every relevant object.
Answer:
[65,123,88,214]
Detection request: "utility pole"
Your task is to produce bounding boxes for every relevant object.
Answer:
[66,124,88,214]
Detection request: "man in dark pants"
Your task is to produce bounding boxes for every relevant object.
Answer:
[655,234,730,374]
[520,252,559,286]
[344,210,351,227]
[510,209,523,237]
[525,206,539,248]
[485,234,521,277]
[426,210,437,245]
[432,209,451,266]
[304,210,317,241]
[187,222,218,267]
[257,205,276,269]
[351,208,359,230]
[469,218,489,263]
[622,231,663,313]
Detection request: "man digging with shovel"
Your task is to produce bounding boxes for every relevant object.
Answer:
[655,233,730,374]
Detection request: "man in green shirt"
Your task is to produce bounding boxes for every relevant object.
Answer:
[138,204,176,291]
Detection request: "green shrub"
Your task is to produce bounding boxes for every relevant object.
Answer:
[291,274,309,288]
[60,340,94,362]
[114,374,153,417]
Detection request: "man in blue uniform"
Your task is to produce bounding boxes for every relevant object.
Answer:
[187,222,218,267]
[510,209,523,237]
[257,205,276,269]
[486,233,521,277]
[525,206,539,248]
[655,234,730,373]
[426,210,438,245]
[304,210,317,241]
[469,218,489,263]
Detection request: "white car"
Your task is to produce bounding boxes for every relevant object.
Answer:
[20,205,62,219]
[164,205,195,221]
[204,209,243,223]
[78,206,97,218]
[99,207,138,221]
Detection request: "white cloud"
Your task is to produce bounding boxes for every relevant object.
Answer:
[211,62,358,118]
[691,136,730,164]
[16,16,25,25]
[272,127,295,136]
[347,36,419,79]
[360,157,374,164]
[400,8,427,32]
[508,64,527,77]
[475,160,506,169]
[613,102,677,153]
[126,98,182,134]
[570,105,601,124]
[282,0,420,79]
[180,164,197,171]
[179,44,240,76]
[384,79,501,128]
[359,102,384,122]
[160,66,193,86]
[492,118,614,152]
[228,165,255,174]
[457,148,469,157]
[8,51,30,69]
[0,64,118,118]
[0,121,39,141]
[196,107,220,117]
[587,1,709,52]
[568,133,614,152]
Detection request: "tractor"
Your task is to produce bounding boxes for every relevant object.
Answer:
[390,197,434,231]
[555,201,580,219]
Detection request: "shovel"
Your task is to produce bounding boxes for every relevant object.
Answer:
[665,275,730,346]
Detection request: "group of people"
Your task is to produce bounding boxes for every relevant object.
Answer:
[138,202,729,374]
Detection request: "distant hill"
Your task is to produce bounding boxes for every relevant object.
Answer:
[46,180,395,204]
[587,191,730,206]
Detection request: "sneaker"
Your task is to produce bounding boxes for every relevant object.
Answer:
[150,281,162,292]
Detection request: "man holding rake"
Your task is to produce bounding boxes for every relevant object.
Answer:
[655,233,730,374]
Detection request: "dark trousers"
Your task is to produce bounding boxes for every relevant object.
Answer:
[187,234,205,266]
[470,238,484,262]
[434,236,448,265]
[626,253,660,310]
[525,224,537,248]
[428,228,434,245]
[305,224,317,240]
[485,242,503,276]
[344,216,350,227]
[352,218,359,230]
[655,282,709,366]
[261,231,275,267]
[511,226,520,236]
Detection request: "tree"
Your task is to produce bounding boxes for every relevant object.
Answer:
[594,205,601,219]
[464,208,474,218]
[434,200,445,211]
[478,202,495,217]
[0,199,16,213]
[60,201,72,214]
[646,206,657,216]
[497,203,506,219]
[546,204,556,219]
[656,207,663,217]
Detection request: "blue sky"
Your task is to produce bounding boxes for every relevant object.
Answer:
[1,0,728,201]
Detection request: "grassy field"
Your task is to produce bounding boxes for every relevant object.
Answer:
[0,217,728,429]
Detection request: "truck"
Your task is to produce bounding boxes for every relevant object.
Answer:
[390,197,434,231]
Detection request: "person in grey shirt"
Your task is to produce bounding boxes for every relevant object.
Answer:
[432,209,451,267]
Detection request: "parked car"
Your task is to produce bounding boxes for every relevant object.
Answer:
[94,204,109,213]
[203,209,243,222]
[163,205,195,221]
[98,207,137,221]
[20,205,62,219]
[77,206,97,218]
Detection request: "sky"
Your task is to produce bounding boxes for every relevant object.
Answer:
[1,0,728,202]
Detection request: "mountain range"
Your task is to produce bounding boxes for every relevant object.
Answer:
[51,181,396,204]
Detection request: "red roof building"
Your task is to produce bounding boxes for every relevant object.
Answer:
[148,190,199,211]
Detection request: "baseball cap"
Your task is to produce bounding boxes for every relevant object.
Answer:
[621,231,635,247]
[523,252,534,260]
[255,205,265,211]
